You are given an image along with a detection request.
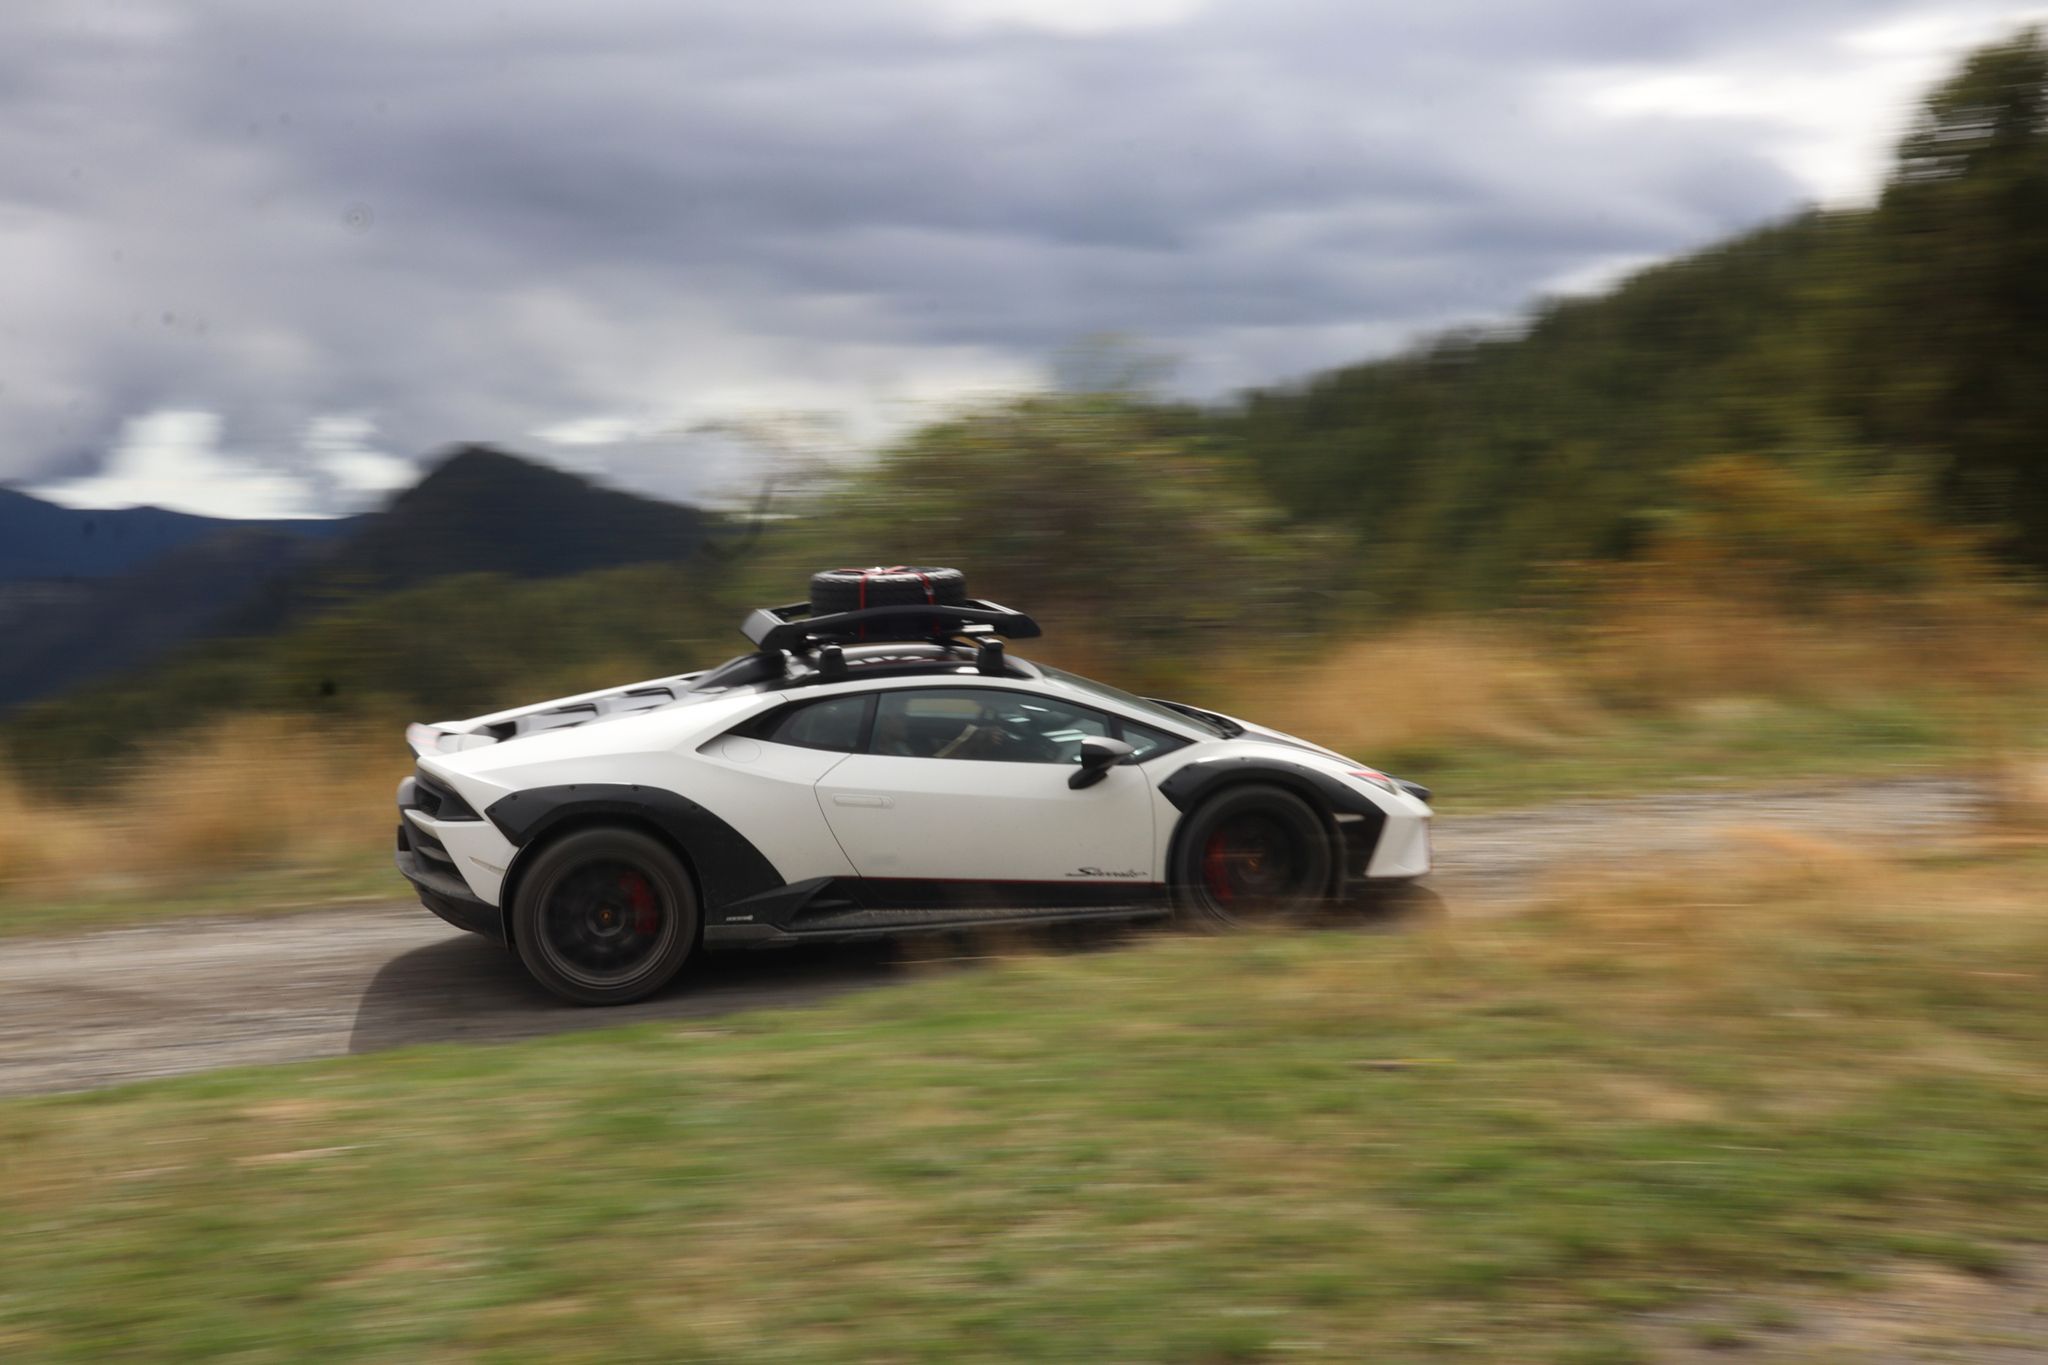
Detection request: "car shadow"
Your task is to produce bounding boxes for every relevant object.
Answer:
[346,896,1437,1060]
[347,934,922,1057]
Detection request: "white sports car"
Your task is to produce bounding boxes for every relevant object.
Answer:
[396,567,1433,1004]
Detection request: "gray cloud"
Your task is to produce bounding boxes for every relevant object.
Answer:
[0,0,2033,512]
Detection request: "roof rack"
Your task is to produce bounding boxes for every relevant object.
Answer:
[741,599,1041,654]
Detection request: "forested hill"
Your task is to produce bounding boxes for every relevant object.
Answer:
[215,444,717,634]
[1210,32,2048,608]
[0,487,351,583]
[0,445,721,716]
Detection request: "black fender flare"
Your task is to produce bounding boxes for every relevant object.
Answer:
[486,784,785,917]
[1157,757,1388,895]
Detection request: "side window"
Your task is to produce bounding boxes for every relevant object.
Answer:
[872,688,1112,764]
[1117,718,1188,762]
[758,694,871,752]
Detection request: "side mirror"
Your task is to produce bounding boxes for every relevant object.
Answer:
[1069,736,1135,789]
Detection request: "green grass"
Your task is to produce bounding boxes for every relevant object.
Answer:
[3,846,2044,1361]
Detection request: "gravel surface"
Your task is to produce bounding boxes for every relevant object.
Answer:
[1429,775,1988,899]
[0,776,1988,1098]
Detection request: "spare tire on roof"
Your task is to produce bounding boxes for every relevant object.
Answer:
[809,566,968,616]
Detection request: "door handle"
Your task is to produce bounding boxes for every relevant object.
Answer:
[832,793,893,808]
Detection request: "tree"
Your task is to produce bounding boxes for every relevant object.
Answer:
[796,393,1327,646]
[1873,29,2048,564]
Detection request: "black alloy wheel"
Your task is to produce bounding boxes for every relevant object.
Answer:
[512,828,699,1005]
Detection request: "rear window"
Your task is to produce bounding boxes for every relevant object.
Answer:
[756,694,871,751]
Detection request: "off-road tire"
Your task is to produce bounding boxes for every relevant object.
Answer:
[511,827,700,1006]
[1170,783,1335,928]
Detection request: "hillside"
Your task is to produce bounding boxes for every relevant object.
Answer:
[0,446,720,716]
[0,486,349,583]
[0,529,326,713]
[0,562,765,781]
[1216,215,1850,606]
[307,443,712,587]
[1211,32,2048,607]
[215,444,719,635]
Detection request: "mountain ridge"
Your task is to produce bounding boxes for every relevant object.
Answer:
[0,446,718,713]
[0,486,353,584]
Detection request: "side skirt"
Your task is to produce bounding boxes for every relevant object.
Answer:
[703,876,1172,949]
[706,904,1172,949]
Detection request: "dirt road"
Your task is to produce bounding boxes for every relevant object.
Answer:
[0,777,1986,1097]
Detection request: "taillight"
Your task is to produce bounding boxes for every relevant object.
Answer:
[1349,768,1397,793]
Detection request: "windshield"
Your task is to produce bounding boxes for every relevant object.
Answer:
[1038,665,1233,739]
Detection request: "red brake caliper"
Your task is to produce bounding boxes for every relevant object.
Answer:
[1203,833,1234,903]
[620,873,658,935]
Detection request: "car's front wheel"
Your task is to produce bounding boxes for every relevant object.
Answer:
[511,827,699,1005]
[1171,783,1334,928]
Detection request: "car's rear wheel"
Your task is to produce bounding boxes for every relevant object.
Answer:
[1172,784,1334,928]
[512,828,699,1005]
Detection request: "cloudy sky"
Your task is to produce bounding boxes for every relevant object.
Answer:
[1,0,2043,516]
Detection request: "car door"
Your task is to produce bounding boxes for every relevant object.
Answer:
[687,691,875,884]
[814,685,1157,897]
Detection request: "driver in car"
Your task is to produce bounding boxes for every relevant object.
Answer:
[933,715,1022,761]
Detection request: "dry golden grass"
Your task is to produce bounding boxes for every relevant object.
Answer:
[3,592,2042,905]
[0,716,398,898]
[1227,590,2048,766]
[1579,587,1890,704]
[1452,834,2047,1112]
[1498,827,2040,988]
[1579,585,2046,707]
[1215,620,1597,757]
[0,770,112,890]
[1522,830,1882,933]
[1985,753,2048,834]
[117,717,395,876]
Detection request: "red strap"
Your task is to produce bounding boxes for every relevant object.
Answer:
[828,567,935,640]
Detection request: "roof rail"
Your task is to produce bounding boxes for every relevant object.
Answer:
[741,599,1041,654]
